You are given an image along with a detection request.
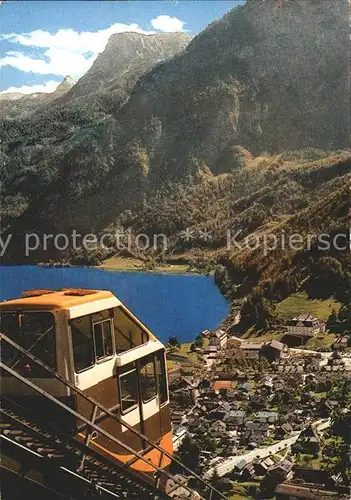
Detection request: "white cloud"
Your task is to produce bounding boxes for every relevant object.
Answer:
[151,15,186,33]
[0,80,61,95]
[0,16,187,83]
[0,49,96,77]
[0,22,155,78]
[1,23,151,54]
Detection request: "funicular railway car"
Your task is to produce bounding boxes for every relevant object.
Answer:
[0,288,173,474]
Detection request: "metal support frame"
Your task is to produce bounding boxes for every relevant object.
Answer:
[0,333,227,500]
[78,403,98,472]
[0,428,132,500]
[153,449,165,499]
[1,398,167,499]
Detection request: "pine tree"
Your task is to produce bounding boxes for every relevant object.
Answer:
[177,434,200,471]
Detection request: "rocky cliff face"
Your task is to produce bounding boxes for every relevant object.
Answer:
[0,31,193,240]
[117,0,349,183]
[0,76,76,119]
[1,0,349,252]
[64,32,192,102]
[0,32,191,119]
[53,75,76,97]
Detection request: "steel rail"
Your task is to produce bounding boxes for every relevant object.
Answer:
[0,333,227,499]
[0,432,147,499]
[1,399,166,499]
[1,362,199,500]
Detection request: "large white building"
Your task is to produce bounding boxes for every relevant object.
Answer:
[209,329,228,349]
[286,313,326,336]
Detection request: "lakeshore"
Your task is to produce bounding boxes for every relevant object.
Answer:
[98,256,194,274]
[0,265,229,345]
[168,327,350,499]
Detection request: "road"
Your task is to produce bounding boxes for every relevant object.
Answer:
[172,404,198,450]
[204,419,330,478]
[290,348,332,358]
[204,434,300,478]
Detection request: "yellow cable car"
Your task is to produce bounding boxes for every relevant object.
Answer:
[0,288,173,473]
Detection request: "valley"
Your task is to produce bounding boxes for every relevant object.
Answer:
[0,0,350,498]
[1,0,349,345]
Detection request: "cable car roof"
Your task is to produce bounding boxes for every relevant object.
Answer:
[0,289,118,311]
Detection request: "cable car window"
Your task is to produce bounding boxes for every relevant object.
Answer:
[93,320,113,360]
[113,307,149,353]
[119,364,138,413]
[140,355,157,403]
[71,315,94,372]
[92,310,110,322]
[155,351,168,405]
[0,311,56,378]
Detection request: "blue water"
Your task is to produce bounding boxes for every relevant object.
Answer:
[0,266,229,343]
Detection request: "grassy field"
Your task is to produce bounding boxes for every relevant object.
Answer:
[99,256,144,271]
[166,338,210,366]
[175,342,199,363]
[275,291,341,321]
[166,359,179,371]
[312,392,327,399]
[229,481,259,500]
[243,328,284,342]
[304,333,336,350]
[99,256,191,274]
[295,453,322,469]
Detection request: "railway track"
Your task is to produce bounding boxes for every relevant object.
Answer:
[0,397,170,500]
[0,334,227,500]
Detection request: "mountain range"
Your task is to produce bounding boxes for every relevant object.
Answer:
[0,76,76,119]
[1,0,350,317]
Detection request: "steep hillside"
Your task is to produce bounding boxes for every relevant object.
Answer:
[63,32,192,103]
[0,32,191,120]
[105,150,350,263]
[117,0,349,182]
[101,150,350,329]
[0,76,76,119]
[0,32,192,236]
[0,0,349,263]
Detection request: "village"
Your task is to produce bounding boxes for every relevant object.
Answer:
[167,312,351,500]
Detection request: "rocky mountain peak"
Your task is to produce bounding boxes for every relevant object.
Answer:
[1,0,349,245]
[52,75,76,96]
[0,92,24,102]
[57,75,75,89]
[0,75,76,118]
[118,0,349,181]
[65,31,192,100]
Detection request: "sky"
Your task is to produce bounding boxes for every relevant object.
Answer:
[0,0,245,94]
